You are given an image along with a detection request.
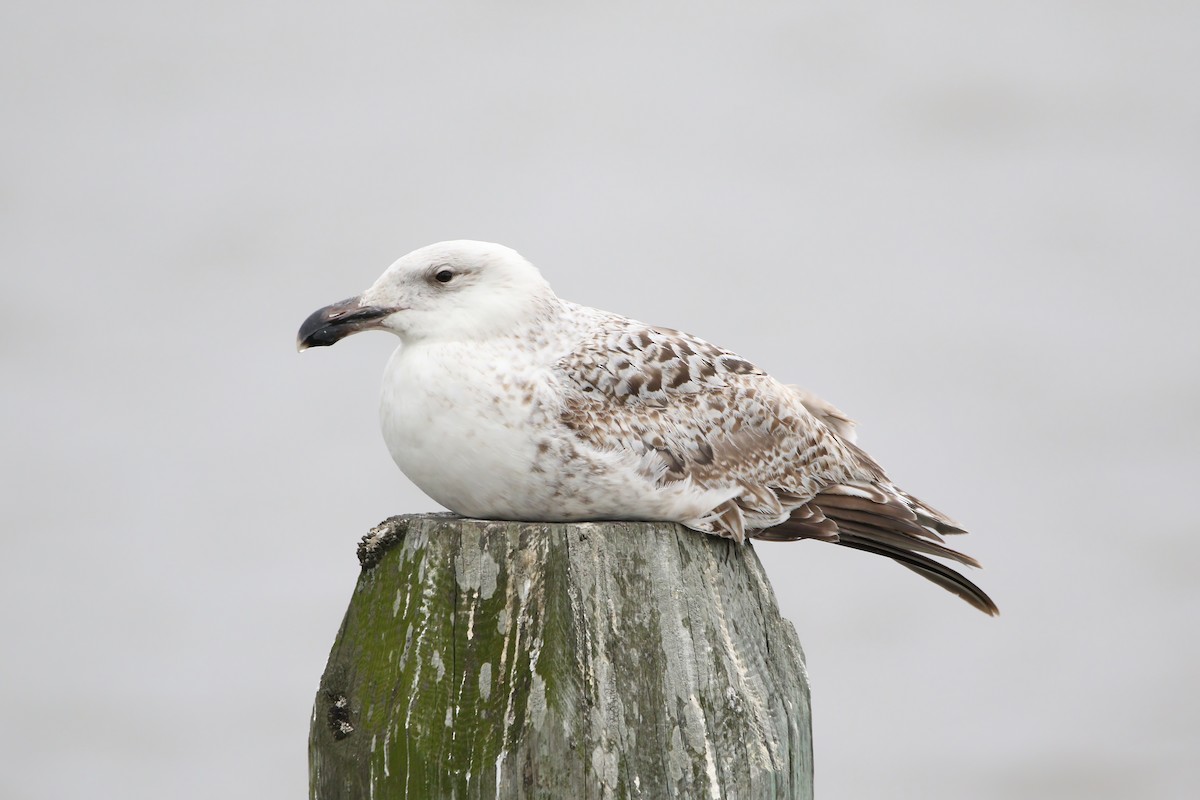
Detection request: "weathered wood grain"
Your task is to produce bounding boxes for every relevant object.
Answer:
[310,514,813,800]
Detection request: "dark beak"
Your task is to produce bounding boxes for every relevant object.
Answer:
[296,297,394,351]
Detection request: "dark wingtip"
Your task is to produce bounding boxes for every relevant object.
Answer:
[835,535,1000,616]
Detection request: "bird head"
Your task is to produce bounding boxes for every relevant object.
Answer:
[296,240,555,350]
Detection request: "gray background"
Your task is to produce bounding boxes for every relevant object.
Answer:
[3,2,1197,798]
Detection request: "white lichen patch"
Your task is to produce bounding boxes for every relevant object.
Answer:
[683,693,710,759]
[591,745,619,795]
[702,736,721,800]
[527,671,547,730]
[725,685,743,713]
[478,661,492,701]
[454,527,501,599]
[667,726,687,782]
[480,553,499,600]
[400,562,440,760]
[397,624,414,671]
[431,649,446,682]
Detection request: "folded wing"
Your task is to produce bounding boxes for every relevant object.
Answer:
[556,315,997,615]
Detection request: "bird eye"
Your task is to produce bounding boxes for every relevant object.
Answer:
[435,269,454,283]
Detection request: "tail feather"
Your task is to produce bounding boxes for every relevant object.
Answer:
[834,534,999,616]
[834,520,981,568]
[752,482,998,615]
[812,503,946,544]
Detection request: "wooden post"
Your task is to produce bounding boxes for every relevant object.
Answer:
[309,514,813,800]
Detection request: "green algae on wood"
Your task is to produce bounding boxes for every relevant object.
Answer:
[309,515,813,800]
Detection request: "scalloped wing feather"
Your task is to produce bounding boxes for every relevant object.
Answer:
[554,315,996,614]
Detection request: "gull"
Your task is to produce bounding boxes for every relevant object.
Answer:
[298,240,997,614]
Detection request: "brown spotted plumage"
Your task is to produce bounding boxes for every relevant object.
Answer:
[554,310,997,615]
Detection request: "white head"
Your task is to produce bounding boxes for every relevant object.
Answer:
[297,240,556,348]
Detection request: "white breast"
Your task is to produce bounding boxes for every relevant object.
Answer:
[379,341,556,518]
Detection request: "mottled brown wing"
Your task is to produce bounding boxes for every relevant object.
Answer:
[555,316,998,615]
[554,319,870,537]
